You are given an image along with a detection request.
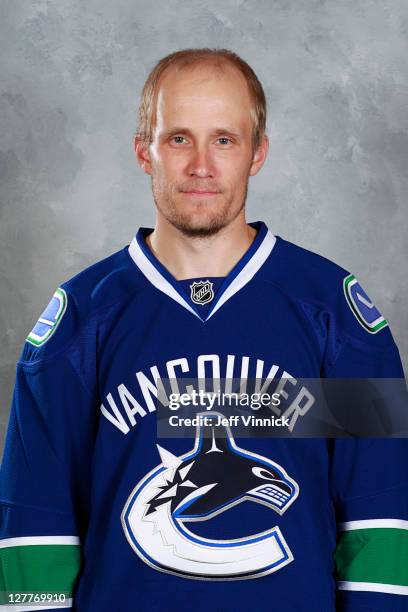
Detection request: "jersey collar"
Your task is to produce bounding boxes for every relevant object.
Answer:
[128,221,276,323]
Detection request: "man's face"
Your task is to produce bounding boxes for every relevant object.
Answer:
[136,63,268,237]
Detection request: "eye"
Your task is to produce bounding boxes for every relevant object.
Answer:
[252,466,277,480]
[218,137,231,145]
[172,135,187,144]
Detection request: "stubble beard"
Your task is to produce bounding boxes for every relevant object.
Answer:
[150,175,249,238]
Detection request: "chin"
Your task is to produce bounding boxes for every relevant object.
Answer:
[171,211,229,238]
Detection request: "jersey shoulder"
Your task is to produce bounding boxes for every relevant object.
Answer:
[261,235,395,349]
[20,244,144,365]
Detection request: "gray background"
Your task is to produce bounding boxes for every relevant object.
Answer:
[1,0,407,448]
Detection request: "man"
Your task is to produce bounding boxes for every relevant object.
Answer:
[0,48,407,611]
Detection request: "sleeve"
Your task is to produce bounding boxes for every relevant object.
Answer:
[324,273,408,611]
[0,287,98,611]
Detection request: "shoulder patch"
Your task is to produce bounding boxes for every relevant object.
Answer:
[26,287,68,347]
[343,274,388,334]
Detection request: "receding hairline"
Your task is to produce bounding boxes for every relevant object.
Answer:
[158,58,251,93]
[136,49,267,153]
[151,59,257,139]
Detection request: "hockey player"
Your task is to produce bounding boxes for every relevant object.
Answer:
[1,48,407,611]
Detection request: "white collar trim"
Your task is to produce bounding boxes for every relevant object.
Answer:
[206,230,276,320]
[128,238,201,319]
[128,229,276,322]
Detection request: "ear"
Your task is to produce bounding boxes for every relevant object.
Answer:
[134,134,153,175]
[249,133,269,177]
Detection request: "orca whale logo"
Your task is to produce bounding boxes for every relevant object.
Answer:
[121,411,299,580]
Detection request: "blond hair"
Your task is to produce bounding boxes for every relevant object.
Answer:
[136,48,267,154]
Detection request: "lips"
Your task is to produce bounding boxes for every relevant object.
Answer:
[182,190,219,195]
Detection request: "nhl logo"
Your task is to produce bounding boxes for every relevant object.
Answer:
[190,280,214,305]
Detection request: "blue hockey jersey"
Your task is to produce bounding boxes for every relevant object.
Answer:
[1,220,407,611]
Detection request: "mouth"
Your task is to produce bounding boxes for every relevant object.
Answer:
[248,482,293,511]
[181,190,219,197]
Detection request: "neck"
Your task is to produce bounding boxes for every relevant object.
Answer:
[145,213,257,280]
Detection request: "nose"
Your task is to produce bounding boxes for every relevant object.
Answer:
[187,144,214,178]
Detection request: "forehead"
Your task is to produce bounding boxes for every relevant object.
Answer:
[155,63,253,132]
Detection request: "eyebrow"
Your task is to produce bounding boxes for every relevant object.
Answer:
[160,127,243,140]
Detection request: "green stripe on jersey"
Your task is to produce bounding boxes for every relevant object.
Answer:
[335,528,408,588]
[0,541,81,594]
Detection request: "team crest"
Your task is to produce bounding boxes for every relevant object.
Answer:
[343,274,388,334]
[190,280,214,305]
[26,287,67,347]
[121,411,299,580]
